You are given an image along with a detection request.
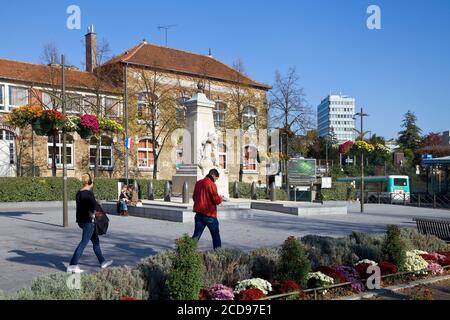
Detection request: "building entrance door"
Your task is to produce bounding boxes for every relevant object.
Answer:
[0,129,16,177]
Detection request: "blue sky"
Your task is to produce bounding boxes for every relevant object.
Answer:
[1,0,449,139]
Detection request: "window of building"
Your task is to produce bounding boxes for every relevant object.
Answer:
[243,145,257,172]
[89,136,114,169]
[242,106,257,131]
[42,92,56,109]
[218,143,227,170]
[0,85,4,110]
[47,134,74,167]
[67,95,82,114]
[0,129,15,141]
[137,92,158,121]
[104,98,120,118]
[214,101,227,129]
[176,97,188,125]
[9,86,29,109]
[138,138,155,169]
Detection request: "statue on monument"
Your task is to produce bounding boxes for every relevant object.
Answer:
[198,131,219,175]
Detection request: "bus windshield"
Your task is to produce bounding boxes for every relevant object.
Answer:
[394,178,408,187]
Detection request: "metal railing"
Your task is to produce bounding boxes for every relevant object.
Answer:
[260,265,450,300]
[363,192,450,209]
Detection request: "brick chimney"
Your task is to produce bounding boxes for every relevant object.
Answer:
[85,25,97,72]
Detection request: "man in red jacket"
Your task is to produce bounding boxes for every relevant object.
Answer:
[192,169,224,249]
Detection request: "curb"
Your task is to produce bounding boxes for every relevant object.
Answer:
[0,201,77,209]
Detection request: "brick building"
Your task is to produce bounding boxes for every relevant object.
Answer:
[0,29,271,184]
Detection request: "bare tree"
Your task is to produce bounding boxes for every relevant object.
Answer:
[82,39,123,177]
[225,59,259,182]
[130,66,181,179]
[269,67,314,189]
[40,42,61,65]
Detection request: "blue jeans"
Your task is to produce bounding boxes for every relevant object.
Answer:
[192,213,222,250]
[120,200,128,211]
[70,223,105,266]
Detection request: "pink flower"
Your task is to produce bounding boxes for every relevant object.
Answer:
[80,114,100,133]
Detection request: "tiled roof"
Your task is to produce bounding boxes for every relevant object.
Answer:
[104,42,271,90]
[0,58,120,94]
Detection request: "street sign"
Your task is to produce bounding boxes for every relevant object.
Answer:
[288,158,316,185]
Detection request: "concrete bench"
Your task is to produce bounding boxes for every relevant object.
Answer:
[413,217,450,241]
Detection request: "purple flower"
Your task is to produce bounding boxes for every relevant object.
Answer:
[208,284,235,300]
[335,265,365,292]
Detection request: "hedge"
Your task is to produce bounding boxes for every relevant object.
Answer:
[0,178,285,202]
[320,182,355,201]
[0,177,167,202]
[228,182,288,201]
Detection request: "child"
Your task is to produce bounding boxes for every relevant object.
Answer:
[119,185,130,216]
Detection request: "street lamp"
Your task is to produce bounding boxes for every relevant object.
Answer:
[353,108,369,213]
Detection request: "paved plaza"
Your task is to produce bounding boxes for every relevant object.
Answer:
[0,201,449,293]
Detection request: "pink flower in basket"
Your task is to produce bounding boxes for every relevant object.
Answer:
[80,114,100,134]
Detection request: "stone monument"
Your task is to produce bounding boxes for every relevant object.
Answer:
[172,84,230,198]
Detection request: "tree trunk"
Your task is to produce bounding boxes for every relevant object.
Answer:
[153,154,158,180]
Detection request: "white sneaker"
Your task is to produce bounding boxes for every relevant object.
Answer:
[67,265,84,273]
[101,260,113,269]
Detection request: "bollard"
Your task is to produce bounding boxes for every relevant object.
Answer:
[233,181,240,199]
[164,181,171,202]
[251,182,257,200]
[418,194,421,207]
[148,180,155,201]
[182,181,189,204]
[270,182,276,202]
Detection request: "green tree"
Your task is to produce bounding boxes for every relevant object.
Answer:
[168,235,203,300]
[278,236,311,286]
[381,225,407,271]
[398,110,422,151]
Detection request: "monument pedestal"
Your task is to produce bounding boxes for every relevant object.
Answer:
[172,86,229,199]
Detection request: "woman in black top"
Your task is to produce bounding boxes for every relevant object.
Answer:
[67,173,112,273]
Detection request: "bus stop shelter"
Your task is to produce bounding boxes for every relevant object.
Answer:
[423,156,450,195]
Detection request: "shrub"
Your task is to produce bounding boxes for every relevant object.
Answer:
[279,237,311,286]
[168,235,204,300]
[404,251,429,274]
[207,284,234,300]
[320,182,355,201]
[0,177,168,202]
[202,249,252,288]
[349,232,384,262]
[234,278,272,295]
[82,267,148,300]
[228,182,287,200]
[381,225,407,271]
[250,247,280,281]
[378,261,398,276]
[237,288,266,300]
[301,235,357,268]
[136,251,173,300]
[316,266,347,284]
[278,280,301,294]
[306,272,334,289]
[400,228,448,253]
[0,290,9,300]
[355,263,372,279]
[14,273,85,300]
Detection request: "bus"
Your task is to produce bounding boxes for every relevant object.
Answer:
[336,175,411,203]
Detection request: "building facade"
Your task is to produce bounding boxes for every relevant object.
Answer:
[317,94,356,145]
[0,30,270,184]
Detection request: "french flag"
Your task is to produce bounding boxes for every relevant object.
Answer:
[125,137,133,150]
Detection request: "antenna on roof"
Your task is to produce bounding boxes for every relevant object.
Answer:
[157,25,177,47]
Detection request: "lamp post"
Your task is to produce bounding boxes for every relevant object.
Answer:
[354,108,369,213]
[61,55,68,227]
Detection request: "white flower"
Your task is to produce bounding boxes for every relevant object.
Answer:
[306,272,334,285]
[234,278,272,295]
[405,251,429,274]
[355,259,378,267]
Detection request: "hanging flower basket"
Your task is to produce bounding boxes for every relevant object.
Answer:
[32,117,53,136]
[78,126,93,139]
[78,114,100,139]
[98,117,124,134]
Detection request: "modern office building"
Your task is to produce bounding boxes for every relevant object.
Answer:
[317,94,356,144]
